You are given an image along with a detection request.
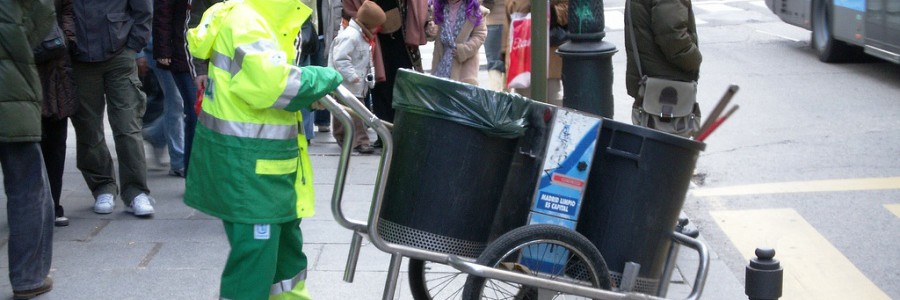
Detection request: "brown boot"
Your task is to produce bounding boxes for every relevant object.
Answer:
[13,277,53,299]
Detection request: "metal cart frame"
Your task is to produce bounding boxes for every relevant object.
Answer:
[319,86,710,300]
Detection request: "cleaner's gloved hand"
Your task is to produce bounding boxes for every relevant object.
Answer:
[284,66,343,111]
[300,66,342,98]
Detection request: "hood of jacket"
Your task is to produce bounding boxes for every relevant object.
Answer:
[186,0,238,61]
[187,0,312,61]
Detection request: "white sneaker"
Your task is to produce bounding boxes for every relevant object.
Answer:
[93,193,115,214]
[127,193,155,216]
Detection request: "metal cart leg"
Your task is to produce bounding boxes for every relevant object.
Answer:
[344,232,365,283]
[383,253,403,300]
[659,217,698,296]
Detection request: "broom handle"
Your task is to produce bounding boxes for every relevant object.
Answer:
[698,84,739,136]
[697,105,739,142]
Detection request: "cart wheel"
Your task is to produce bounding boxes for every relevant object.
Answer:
[409,258,468,299]
[461,224,612,299]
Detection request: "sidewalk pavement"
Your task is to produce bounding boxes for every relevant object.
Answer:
[0,40,746,300]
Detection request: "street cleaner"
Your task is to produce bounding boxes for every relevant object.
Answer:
[184,0,343,299]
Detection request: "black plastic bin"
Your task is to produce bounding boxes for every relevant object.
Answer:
[377,70,531,258]
[576,119,705,295]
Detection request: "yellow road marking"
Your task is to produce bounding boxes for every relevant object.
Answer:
[711,209,890,300]
[886,204,900,218]
[693,177,900,197]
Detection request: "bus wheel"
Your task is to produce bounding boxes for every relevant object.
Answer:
[810,0,861,62]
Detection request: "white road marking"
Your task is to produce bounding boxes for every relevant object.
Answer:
[693,177,900,197]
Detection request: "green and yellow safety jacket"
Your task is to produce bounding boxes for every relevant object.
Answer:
[184,0,342,224]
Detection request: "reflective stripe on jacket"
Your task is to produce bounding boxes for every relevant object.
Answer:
[184,0,316,224]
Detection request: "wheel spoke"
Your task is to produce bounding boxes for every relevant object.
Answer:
[428,273,462,298]
[485,279,520,299]
[427,272,460,288]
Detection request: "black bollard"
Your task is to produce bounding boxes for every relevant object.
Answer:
[558,0,618,118]
[745,247,783,300]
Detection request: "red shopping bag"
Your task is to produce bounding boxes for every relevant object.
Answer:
[195,89,204,115]
[507,13,532,89]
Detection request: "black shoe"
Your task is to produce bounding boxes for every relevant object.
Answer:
[354,144,375,154]
[168,169,186,178]
[54,216,69,227]
[13,277,52,299]
[372,139,383,148]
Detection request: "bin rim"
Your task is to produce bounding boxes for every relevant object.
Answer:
[601,118,706,152]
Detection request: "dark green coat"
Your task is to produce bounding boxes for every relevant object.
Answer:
[0,0,56,143]
[625,0,701,99]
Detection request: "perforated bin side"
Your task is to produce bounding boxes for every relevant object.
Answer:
[377,111,518,258]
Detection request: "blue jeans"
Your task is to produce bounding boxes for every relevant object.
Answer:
[485,25,505,72]
[300,36,327,139]
[301,108,315,140]
[144,50,186,171]
[0,142,54,291]
[171,71,197,172]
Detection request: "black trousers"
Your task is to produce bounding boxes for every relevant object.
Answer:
[40,116,68,218]
[372,30,413,124]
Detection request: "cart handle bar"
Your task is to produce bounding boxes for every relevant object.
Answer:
[319,94,368,233]
[672,231,709,300]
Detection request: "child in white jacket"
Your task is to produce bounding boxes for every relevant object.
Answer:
[329,1,385,154]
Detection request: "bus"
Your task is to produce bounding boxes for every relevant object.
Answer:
[765,0,900,64]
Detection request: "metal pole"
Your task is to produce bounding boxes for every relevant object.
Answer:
[530,0,549,102]
[558,0,618,117]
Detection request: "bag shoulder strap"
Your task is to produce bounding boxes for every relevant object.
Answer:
[625,0,644,78]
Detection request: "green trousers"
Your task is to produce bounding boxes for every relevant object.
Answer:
[221,219,311,300]
[70,49,149,203]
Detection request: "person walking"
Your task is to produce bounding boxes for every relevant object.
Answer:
[151,0,198,177]
[343,0,422,148]
[69,0,156,216]
[298,3,322,145]
[330,1,386,154]
[482,0,506,90]
[428,0,487,85]
[34,0,79,227]
[186,0,224,174]
[0,0,57,297]
[313,0,340,134]
[185,0,343,298]
[624,0,702,130]
[505,0,568,105]
[142,38,187,177]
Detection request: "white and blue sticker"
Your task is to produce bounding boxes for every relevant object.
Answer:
[530,109,601,221]
[254,224,271,240]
